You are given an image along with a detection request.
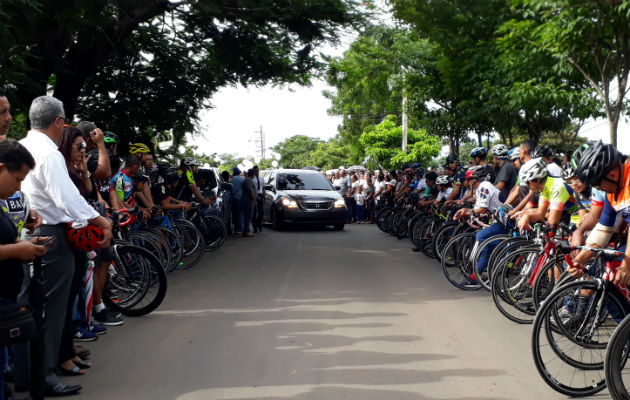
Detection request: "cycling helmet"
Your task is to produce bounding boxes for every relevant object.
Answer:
[508,147,520,162]
[570,142,591,170]
[470,147,488,158]
[66,223,104,252]
[410,162,421,169]
[103,131,119,144]
[182,157,195,167]
[162,170,180,184]
[466,165,486,181]
[561,163,577,181]
[520,157,549,183]
[445,154,459,165]
[577,140,624,186]
[129,142,150,154]
[435,175,450,185]
[531,145,553,159]
[490,144,509,158]
[425,171,438,182]
[191,158,202,167]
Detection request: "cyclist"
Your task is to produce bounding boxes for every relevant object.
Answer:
[470,147,497,183]
[491,143,518,202]
[444,154,466,201]
[532,145,562,177]
[433,175,453,205]
[175,157,213,206]
[111,154,141,208]
[417,171,439,207]
[151,170,193,212]
[509,147,521,170]
[512,157,578,233]
[128,142,151,158]
[453,165,502,221]
[569,141,630,286]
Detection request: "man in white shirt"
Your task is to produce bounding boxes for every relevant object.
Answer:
[20,96,112,396]
[252,165,266,233]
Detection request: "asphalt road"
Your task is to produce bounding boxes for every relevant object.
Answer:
[63,224,608,400]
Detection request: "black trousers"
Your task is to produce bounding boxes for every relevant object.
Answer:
[58,251,86,364]
[253,196,264,230]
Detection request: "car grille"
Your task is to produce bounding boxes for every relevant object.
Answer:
[302,201,332,210]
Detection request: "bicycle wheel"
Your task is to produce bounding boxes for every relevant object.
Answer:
[127,231,169,269]
[605,314,630,400]
[420,217,441,258]
[532,258,568,311]
[432,221,458,263]
[175,219,205,269]
[103,244,168,317]
[440,232,480,290]
[486,236,530,278]
[490,246,542,324]
[376,207,391,233]
[198,213,227,251]
[532,279,629,396]
[472,234,512,291]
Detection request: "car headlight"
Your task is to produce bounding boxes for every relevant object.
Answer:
[281,196,298,209]
[334,198,346,208]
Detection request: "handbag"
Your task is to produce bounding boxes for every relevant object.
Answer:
[0,301,36,346]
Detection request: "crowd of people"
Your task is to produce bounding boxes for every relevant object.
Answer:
[0,92,224,399]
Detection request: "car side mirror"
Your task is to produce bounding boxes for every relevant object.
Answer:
[265,184,274,192]
[334,185,341,191]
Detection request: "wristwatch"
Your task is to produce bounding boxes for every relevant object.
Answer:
[81,171,91,178]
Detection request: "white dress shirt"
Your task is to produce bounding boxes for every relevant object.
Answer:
[20,130,100,225]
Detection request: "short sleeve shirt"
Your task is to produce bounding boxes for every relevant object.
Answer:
[539,177,577,213]
[436,188,453,202]
[0,209,23,299]
[111,170,133,202]
[495,161,518,199]
[474,181,502,212]
[242,177,256,202]
[151,183,171,205]
[0,191,29,233]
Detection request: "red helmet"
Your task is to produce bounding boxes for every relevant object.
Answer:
[66,223,104,252]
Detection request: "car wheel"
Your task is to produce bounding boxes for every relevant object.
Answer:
[333,223,344,231]
[272,209,284,231]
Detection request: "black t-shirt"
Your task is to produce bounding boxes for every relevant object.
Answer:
[484,164,497,184]
[151,183,171,205]
[0,209,23,299]
[87,151,116,204]
[495,161,518,200]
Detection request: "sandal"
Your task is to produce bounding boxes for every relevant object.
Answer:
[74,345,91,360]
[56,365,85,376]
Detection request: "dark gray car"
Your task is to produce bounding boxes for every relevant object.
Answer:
[262,169,346,230]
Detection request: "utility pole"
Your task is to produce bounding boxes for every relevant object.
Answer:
[402,95,408,151]
[253,125,265,159]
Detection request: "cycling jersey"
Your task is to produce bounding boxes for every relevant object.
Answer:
[0,191,29,232]
[538,177,578,213]
[599,162,630,227]
[474,181,502,212]
[591,188,606,208]
[151,183,172,205]
[424,185,439,198]
[436,188,453,202]
[451,169,466,199]
[111,169,133,203]
[175,169,197,201]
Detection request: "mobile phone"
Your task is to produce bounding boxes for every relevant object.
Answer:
[37,237,55,247]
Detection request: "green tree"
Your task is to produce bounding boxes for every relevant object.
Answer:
[273,135,323,169]
[310,137,353,170]
[1,0,364,144]
[500,0,630,147]
[360,116,440,169]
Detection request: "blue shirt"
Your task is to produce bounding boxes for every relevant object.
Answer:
[231,175,244,200]
[111,170,134,203]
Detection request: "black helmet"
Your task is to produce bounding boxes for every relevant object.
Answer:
[162,170,180,184]
[532,145,553,159]
[104,131,119,145]
[445,154,459,165]
[467,165,487,181]
[576,141,624,186]
[571,142,591,170]
[425,171,438,182]
[470,147,487,158]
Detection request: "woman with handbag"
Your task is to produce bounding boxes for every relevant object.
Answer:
[0,139,48,400]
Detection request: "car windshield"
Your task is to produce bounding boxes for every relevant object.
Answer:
[276,172,333,191]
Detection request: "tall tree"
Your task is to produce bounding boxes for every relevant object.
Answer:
[1,0,364,143]
[273,135,323,169]
[500,0,630,147]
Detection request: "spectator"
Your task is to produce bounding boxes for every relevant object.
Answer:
[492,144,518,202]
[242,169,256,237]
[0,139,46,400]
[252,166,265,233]
[0,89,12,139]
[76,121,111,181]
[354,186,366,223]
[231,167,244,234]
[20,95,111,397]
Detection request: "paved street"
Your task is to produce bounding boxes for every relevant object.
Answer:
[65,224,605,400]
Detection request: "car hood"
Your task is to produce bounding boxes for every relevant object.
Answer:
[279,190,341,202]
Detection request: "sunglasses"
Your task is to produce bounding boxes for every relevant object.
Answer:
[73,142,87,150]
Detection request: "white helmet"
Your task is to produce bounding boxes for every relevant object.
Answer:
[508,147,520,162]
[520,157,549,183]
[436,175,450,185]
[491,144,509,158]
